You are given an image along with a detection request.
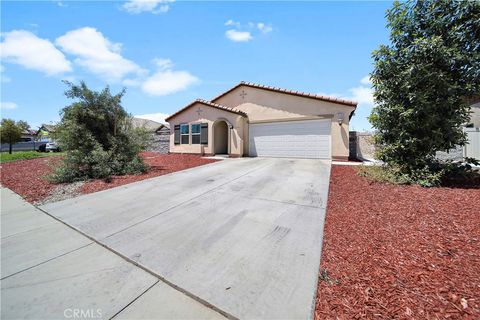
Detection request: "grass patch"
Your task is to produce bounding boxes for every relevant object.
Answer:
[0,151,63,163]
[357,165,410,185]
[319,268,340,285]
[357,163,480,188]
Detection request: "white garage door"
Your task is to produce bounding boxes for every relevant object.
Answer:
[249,119,331,159]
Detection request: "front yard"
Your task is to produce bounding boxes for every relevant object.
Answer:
[316,165,480,319]
[0,151,62,163]
[0,152,217,204]
[1,154,478,318]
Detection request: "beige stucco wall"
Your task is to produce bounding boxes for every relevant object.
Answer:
[167,102,246,156]
[214,85,355,159]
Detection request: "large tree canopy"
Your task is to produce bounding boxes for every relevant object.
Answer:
[52,81,148,182]
[369,0,480,183]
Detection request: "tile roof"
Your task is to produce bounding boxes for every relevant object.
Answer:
[212,81,358,107]
[165,99,247,122]
[131,117,165,132]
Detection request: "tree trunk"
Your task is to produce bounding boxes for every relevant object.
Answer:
[9,143,13,154]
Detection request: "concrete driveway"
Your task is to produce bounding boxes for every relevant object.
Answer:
[40,157,331,319]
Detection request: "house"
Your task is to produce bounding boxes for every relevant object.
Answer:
[131,117,170,153]
[35,124,57,142]
[20,129,37,142]
[467,101,480,128]
[165,82,357,160]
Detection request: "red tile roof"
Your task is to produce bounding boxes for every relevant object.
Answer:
[212,81,358,107]
[165,99,247,122]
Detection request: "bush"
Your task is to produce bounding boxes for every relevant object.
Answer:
[358,158,480,188]
[49,81,148,183]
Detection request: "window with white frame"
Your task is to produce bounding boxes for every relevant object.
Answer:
[191,124,201,144]
[180,124,189,144]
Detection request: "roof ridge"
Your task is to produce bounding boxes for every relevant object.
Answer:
[211,81,357,107]
[165,98,247,122]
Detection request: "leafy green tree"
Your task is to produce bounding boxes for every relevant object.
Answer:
[51,81,148,183]
[16,120,30,132]
[0,119,23,154]
[369,0,480,185]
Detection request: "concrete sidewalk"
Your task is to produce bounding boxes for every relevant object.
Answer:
[0,188,225,320]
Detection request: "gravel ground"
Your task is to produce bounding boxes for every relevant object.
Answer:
[316,165,480,319]
[34,181,84,206]
[0,153,218,204]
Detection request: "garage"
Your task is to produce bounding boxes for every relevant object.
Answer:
[248,119,331,159]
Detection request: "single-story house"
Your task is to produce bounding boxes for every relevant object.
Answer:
[165,82,357,160]
[35,124,57,142]
[20,129,37,142]
[131,117,170,153]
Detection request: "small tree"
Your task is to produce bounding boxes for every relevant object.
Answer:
[369,0,480,185]
[0,119,23,154]
[17,120,30,132]
[51,81,148,183]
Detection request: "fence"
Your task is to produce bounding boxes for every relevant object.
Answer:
[349,131,376,161]
[0,141,46,152]
[464,127,480,160]
[350,129,480,162]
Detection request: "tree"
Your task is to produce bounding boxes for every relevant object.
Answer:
[0,119,23,154]
[17,120,30,132]
[369,0,480,185]
[51,81,148,183]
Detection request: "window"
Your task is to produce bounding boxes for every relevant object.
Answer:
[180,124,189,144]
[191,124,201,144]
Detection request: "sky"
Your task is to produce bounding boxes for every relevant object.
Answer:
[1,0,392,131]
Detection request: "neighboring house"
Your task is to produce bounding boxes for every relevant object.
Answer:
[463,101,480,160]
[467,101,480,128]
[20,129,37,142]
[165,82,357,160]
[132,117,170,153]
[36,124,57,142]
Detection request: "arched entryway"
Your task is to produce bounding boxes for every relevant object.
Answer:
[214,120,228,154]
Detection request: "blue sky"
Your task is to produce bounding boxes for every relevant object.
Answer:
[1,0,391,131]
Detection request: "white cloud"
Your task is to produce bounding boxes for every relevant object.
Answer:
[56,27,142,82]
[360,75,371,85]
[257,22,273,34]
[225,20,240,28]
[0,101,18,110]
[348,85,374,105]
[122,0,174,14]
[224,20,273,42]
[135,112,170,124]
[152,58,173,70]
[57,1,67,7]
[121,57,197,96]
[0,30,72,76]
[225,29,253,42]
[142,69,198,96]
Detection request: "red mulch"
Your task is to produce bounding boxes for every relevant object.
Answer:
[0,157,62,203]
[0,153,217,203]
[316,166,480,319]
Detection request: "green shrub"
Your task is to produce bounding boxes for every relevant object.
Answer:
[49,81,148,183]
